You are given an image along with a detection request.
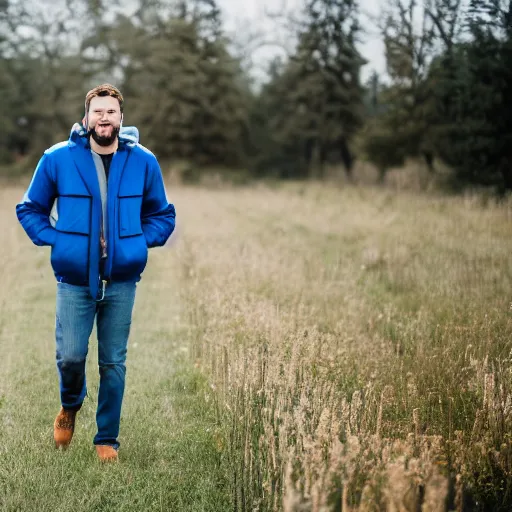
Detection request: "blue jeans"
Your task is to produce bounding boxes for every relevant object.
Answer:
[55,281,137,449]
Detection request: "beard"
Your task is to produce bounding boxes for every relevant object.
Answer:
[88,124,120,147]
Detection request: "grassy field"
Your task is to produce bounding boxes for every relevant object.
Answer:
[0,186,230,511]
[1,182,512,511]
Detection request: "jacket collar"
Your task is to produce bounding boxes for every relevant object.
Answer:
[68,122,140,148]
[67,123,137,197]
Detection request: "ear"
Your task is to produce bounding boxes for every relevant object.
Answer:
[82,114,88,130]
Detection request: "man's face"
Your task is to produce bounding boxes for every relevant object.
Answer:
[87,96,122,147]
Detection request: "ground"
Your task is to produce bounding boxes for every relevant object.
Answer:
[1,182,511,511]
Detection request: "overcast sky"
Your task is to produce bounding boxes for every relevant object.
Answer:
[217,0,387,83]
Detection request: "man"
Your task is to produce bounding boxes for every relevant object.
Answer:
[16,84,176,462]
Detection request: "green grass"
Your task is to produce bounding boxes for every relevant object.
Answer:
[0,366,230,512]
[0,345,230,512]
[4,182,512,510]
[0,189,231,511]
[0,372,229,511]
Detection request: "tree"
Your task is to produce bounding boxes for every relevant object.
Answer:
[382,0,437,171]
[360,72,408,181]
[81,0,249,168]
[428,0,512,190]
[0,0,93,163]
[255,0,366,179]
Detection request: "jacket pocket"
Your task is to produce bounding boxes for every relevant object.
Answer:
[51,232,89,284]
[50,194,91,284]
[118,195,143,237]
[55,195,91,235]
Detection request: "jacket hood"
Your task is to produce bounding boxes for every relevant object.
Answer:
[69,122,140,147]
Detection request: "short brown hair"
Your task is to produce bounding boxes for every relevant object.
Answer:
[85,83,124,114]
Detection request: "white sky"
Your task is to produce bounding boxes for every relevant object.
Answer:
[217,0,387,84]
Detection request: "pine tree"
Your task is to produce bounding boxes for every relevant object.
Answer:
[377,0,436,174]
[257,0,365,179]
[430,0,512,190]
[101,0,248,168]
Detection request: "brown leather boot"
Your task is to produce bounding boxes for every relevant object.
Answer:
[95,445,119,462]
[53,407,77,449]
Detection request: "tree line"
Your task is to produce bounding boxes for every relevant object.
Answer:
[1,0,511,191]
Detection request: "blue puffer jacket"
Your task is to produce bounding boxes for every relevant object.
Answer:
[16,124,176,299]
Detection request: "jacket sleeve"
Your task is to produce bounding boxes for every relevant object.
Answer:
[16,153,58,247]
[141,156,176,248]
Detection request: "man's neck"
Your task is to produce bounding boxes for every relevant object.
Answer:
[90,137,118,155]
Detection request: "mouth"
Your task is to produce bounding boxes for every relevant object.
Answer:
[96,124,113,133]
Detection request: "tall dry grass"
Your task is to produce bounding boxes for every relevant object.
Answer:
[173,183,512,511]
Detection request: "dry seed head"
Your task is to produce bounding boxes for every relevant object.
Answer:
[454,473,463,512]
[376,388,395,438]
[483,372,495,410]
[343,435,361,480]
[310,484,320,512]
[349,390,363,434]
[327,436,344,475]
[421,466,449,512]
[451,431,465,471]
[407,375,418,401]
[315,407,332,448]
[383,458,417,512]
[471,409,485,441]
[340,398,351,434]
[413,408,420,437]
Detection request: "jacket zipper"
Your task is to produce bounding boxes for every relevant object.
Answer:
[104,152,117,281]
[98,153,112,298]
